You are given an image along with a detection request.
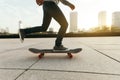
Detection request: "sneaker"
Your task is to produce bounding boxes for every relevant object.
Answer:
[19,29,25,43]
[53,45,68,50]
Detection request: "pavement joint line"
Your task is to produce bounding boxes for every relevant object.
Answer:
[94,49,120,64]
[29,69,120,76]
[14,59,40,80]
[92,44,120,45]
[0,68,26,70]
[0,68,120,77]
[14,70,26,80]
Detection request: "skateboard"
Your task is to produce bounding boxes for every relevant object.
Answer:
[29,48,82,59]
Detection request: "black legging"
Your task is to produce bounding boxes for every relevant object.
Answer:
[24,1,68,46]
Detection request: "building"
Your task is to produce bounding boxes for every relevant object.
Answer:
[69,12,78,33]
[98,11,107,27]
[112,12,120,27]
[111,12,120,32]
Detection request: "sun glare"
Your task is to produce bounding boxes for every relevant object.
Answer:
[75,0,119,30]
[78,11,112,30]
[77,12,98,30]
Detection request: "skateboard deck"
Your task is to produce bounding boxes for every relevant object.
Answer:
[29,48,82,59]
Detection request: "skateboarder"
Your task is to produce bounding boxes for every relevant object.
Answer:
[19,0,75,50]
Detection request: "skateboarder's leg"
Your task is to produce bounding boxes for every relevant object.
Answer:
[23,10,52,34]
[19,5,52,42]
[40,1,68,50]
[47,2,68,49]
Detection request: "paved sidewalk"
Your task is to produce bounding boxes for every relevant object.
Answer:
[0,37,120,80]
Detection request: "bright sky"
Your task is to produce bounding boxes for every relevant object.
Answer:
[0,0,120,33]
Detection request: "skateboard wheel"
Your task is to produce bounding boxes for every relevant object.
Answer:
[67,53,73,58]
[38,53,44,59]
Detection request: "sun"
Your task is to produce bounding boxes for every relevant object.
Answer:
[77,12,98,30]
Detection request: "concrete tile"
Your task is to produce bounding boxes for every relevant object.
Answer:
[78,37,120,45]
[0,69,24,80]
[1,37,120,80]
[72,37,120,50]
[0,38,45,53]
[30,48,120,75]
[17,70,120,80]
[89,44,120,50]
[0,49,39,69]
